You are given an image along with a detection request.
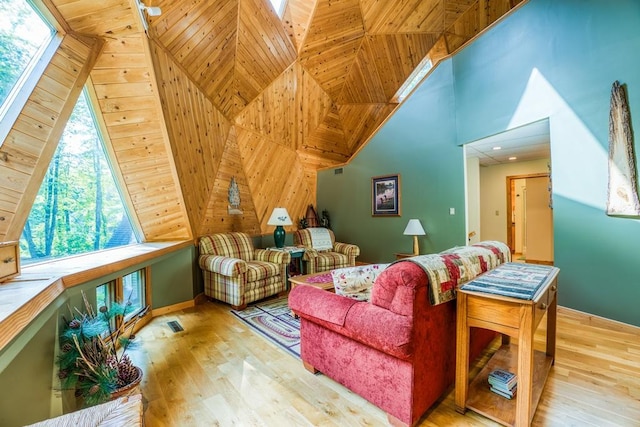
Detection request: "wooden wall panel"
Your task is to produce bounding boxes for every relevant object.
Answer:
[91,34,192,241]
[339,34,437,103]
[235,64,299,150]
[235,0,297,113]
[152,0,239,119]
[282,0,318,52]
[299,0,365,99]
[53,0,141,35]
[339,104,397,153]
[0,34,103,241]
[445,0,523,53]
[361,0,444,34]
[148,40,230,236]
[200,128,261,236]
[236,128,313,233]
[0,0,525,246]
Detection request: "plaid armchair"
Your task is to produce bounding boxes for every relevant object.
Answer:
[198,232,291,310]
[293,227,360,274]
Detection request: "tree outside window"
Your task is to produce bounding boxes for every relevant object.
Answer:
[20,90,138,264]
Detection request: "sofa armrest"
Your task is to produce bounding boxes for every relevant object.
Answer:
[333,242,360,257]
[289,285,357,325]
[254,249,291,264]
[198,255,247,277]
[290,285,413,359]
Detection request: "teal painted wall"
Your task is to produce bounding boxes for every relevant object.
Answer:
[451,0,640,327]
[0,245,195,426]
[318,60,466,262]
[318,0,640,327]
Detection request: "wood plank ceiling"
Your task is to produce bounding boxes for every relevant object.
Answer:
[0,0,524,242]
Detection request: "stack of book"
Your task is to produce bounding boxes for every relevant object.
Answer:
[488,368,517,399]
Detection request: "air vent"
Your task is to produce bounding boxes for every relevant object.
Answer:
[334,168,343,175]
[167,320,184,333]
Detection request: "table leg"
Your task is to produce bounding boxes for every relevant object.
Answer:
[516,305,534,426]
[547,288,557,362]
[455,292,470,414]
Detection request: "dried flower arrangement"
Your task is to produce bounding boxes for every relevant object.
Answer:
[57,291,149,406]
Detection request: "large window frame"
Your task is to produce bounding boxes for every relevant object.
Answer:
[0,0,63,146]
[20,86,141,265]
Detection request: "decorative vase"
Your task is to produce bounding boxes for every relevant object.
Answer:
[110,367,143,401]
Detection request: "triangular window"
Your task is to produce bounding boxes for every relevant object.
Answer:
[20,90,139,264]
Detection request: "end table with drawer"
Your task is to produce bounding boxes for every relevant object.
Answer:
[455,263,560,427]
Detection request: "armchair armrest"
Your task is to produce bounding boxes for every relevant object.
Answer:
[198,255,247,277]
[334,242,360,257]
[300,246,320,260]
[254,249,291,264]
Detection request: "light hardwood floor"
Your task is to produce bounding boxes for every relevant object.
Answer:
[130,298,640,426]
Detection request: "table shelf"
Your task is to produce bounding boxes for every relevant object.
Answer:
[466,345,553,426]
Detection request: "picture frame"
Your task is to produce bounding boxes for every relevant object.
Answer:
[372,174,401,216]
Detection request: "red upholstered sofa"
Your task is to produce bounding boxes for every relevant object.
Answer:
[289,242,510,426]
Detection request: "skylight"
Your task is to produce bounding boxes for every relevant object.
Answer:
[0,0,55,121]
[394,57,434,103]
[268,0,286,17]
[0,0,56,145]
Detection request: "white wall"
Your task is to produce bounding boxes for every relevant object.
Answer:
[479,159,550,242]
[465,156,481,244]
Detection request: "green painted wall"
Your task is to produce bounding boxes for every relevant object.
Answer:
[0,245,195,426]
[318,60,466,263]
[318,0,640,327]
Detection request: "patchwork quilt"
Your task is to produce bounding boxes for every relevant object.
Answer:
[395,241,511,305]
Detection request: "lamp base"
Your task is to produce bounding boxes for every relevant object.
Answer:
[412,235,419,255]
[273,226,286,248]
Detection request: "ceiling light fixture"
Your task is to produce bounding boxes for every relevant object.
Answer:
[139,2,162,16]
[492,146,502,150]
[509,156,517,161]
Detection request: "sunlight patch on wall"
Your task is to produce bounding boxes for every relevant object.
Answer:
[508,68,607,211]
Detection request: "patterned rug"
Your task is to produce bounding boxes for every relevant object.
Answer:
[231,297,300,358]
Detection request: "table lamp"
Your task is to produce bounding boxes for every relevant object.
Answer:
[267,207,292,248]
[403,219,426,255]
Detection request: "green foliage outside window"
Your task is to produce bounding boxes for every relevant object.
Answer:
[20,91,138,264]
[0,0,54,114]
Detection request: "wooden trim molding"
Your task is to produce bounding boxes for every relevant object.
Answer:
[0,240,193,353]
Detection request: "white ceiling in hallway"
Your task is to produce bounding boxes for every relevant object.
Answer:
[465,120,550,166]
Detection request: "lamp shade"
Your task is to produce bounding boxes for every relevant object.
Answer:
[267,208,292,226]
[403,219,426,236]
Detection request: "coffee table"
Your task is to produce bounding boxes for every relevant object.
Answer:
[288,271,334,291]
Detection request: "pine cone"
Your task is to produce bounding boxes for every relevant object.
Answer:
[116,355,139,387]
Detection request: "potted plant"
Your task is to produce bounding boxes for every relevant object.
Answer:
[57,291,149,407]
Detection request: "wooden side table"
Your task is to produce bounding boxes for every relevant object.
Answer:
[395,253,415,260]
[455,264,560,427]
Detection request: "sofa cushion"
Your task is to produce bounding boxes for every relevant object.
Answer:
[331,263,389,301]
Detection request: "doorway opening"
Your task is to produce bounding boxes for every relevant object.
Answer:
[506,173,553,264]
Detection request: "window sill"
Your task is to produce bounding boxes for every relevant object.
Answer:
[0,240,193,352]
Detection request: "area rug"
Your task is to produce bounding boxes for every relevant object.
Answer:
[231,297,300,358]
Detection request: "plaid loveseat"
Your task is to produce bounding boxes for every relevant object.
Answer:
[198,232,291,310]
[293,227,360,274]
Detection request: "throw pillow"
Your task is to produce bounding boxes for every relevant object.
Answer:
[331,263,390,301]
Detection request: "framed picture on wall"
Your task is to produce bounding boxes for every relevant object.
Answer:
[372,174,401,216]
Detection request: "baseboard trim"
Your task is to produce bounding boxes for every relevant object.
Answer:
[151,300,195,317]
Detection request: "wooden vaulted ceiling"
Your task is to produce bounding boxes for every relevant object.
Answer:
[0,0,523,242]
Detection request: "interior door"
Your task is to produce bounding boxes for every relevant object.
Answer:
[524,176,553,263]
